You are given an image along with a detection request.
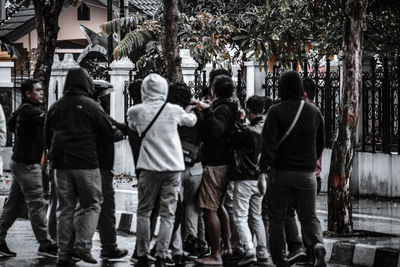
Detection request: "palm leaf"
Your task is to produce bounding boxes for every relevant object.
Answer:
[100,14,145,36]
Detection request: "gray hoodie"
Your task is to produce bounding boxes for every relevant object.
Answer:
[127,74,197,172]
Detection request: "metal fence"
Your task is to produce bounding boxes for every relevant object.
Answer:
[362,57,399,153]
[263,59,341,148]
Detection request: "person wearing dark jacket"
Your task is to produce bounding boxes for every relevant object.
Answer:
[70,80,128,261]
[258,70,326,267]
[230,96,268,266]
[0,79,57,258]
[193,75,239,266]
[45,68,113,266]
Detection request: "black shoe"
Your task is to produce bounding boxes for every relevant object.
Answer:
[130,248,138,263]
[73,249,97,264]
[173,254,185,267]
[100,247,128,260]
[135,256,150,267]
[313,243,327,267]
[149,244,157,262]
[288,247,307,265]
[56,258,76,267]
[235,252,256,266]
[276,261,290,267]
[0,243,16,257]
[156,257,167,267]
[38,242,58,258]
[183,234,197,254]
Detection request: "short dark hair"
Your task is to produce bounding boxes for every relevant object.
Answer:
[128,79,143,105]
[168,82,192,108]
[303,77,316,101]
[246,95,265,115]
[263,96,274,114]
[21,79,40,97]
[212,75,234,99]
[209,69,231,89]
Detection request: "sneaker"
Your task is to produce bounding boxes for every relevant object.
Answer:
[288,247,307,265]
[238,254,257,266]
[276,260,290,267]
[173,254,185,267]
[313,243,327,267]
[134,256,150,267]
[100,247,128,260]
[156,257,167,267]
[56,258,76,267]
[257,257,269,266]
[183,234,197,254]
[73,249,97,264]
[165,256,175,266]
[38,242,58,258]
[228,249,255,265]
[148,245,157,262]
[0,243,16,257]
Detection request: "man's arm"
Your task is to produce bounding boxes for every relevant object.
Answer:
[259,107,279,173]
[316,112,325,160]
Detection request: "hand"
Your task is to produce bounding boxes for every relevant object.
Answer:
[258,173,267,195]
[239,108,246,120]
[185,104,194,112]
[191,99,210,110]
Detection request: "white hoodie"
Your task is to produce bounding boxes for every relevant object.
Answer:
[127,74,197,172]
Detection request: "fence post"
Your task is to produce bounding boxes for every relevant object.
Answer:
[371,58,376,153]
[398,56,400,154]
[202,70,207,92]
[314,59,320,110]
[382,57,390,153]
[325,58,332,147]
[303,59,308,78]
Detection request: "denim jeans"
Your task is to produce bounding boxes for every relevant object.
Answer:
[268,168,324,264]
[233,180,268,258]
[136,170,181,259]
[55,169,102,260]
[0,160,51,245]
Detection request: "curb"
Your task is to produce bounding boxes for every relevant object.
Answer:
[325,239,400,267]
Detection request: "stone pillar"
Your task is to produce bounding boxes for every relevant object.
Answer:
[180,49,198,84]
[109,58,135,175]
[48,54,79,108]
[244,60,266,97]
[0,62,14,88]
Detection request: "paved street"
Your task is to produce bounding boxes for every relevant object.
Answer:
[0,219,351,267]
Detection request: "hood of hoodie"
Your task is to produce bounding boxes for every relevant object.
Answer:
[141,73,168,103]
[63,68,94,96]
[278,70,304,100]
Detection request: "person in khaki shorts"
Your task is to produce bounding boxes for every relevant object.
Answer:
[193,75,239,266]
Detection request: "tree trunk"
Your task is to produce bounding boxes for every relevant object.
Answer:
[162,0,182,82]
[327,0,366,234]
[33,0,64,110]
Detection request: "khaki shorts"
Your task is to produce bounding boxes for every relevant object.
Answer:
[198,165,230,211]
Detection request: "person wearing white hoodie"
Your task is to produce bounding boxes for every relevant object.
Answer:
[127,74,197,267]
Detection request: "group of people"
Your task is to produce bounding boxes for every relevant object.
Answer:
[0,66,326,267]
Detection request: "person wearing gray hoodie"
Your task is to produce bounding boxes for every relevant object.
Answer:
[127,73,197,267]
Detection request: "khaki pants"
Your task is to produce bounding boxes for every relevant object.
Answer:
[136,170,181,259]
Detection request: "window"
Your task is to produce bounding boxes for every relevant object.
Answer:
[77,3,90,21]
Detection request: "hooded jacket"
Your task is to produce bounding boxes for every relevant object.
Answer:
[127,74,197,172]
[259,71,324,173]
[45,68,114,169]
[7,99,45,164]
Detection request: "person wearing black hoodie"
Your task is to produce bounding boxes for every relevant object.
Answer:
[258,70,326,267]
[0,79,57,259]
[45,68,113,266]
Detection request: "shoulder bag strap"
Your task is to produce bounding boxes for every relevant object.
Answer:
[276,100,305,148]
[140,102,167,141]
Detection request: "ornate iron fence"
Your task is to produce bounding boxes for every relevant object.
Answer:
[362,57,399,153]
[263,59,341,148]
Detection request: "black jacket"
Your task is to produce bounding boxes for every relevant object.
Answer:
[200,98,239,166]
[8,100,45,164]
[45,68,114,170]
[179,109,203,166]
[259,99,324,173]
[231,116,264,181]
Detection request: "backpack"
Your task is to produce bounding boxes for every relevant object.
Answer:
[230,122,263,179]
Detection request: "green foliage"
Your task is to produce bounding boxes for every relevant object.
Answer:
[179,12,238,69]
[100,14,146,36]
